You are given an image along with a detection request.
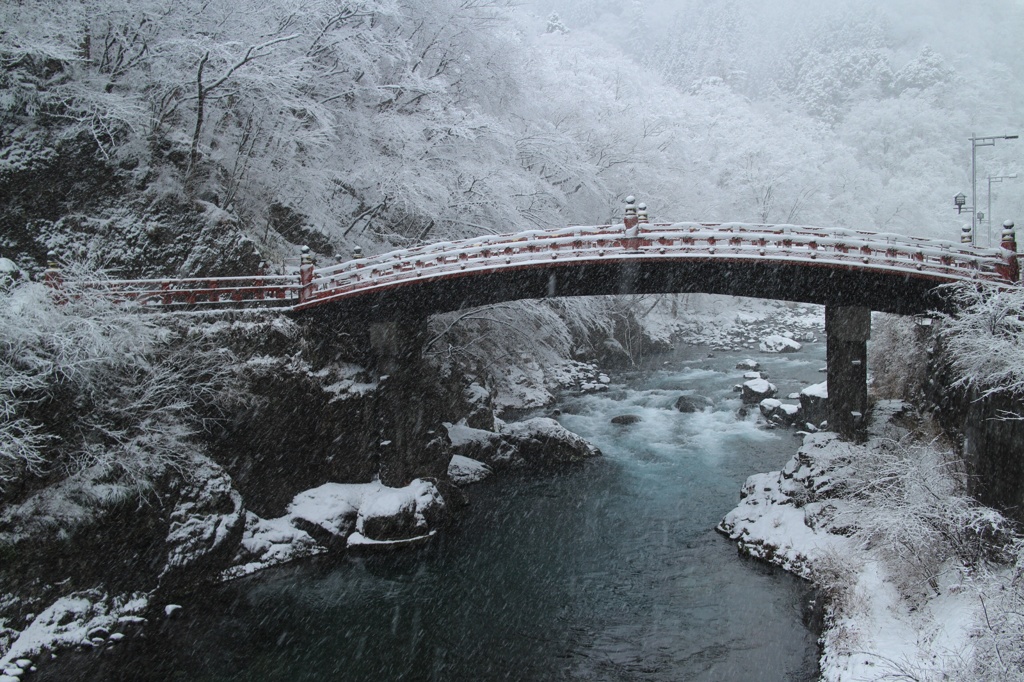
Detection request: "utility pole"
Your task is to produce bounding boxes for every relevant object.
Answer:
[970,133,1019,246]
[987,173,1018,247]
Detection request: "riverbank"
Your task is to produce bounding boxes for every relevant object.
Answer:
[718,399,1023,681]
[20,332,824,681]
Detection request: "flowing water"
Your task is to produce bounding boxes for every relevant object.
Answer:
[39,342,827,681]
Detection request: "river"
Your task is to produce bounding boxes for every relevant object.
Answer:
[38,340,827,681]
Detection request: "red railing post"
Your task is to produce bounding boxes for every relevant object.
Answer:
[254,261,267,300]
[43,251,61,290]
[299,246,315,303]
[998,220,1019,282]
[623,195,640,250]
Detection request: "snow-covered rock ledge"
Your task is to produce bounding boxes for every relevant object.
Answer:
[221,478,446,580]
[717,400,1022,681]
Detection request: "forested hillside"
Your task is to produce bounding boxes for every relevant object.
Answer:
[4,0,1021,281]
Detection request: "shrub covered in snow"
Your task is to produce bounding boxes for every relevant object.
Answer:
[869,313,933,401]
[0,278,230,502]
[939,282,1024,400]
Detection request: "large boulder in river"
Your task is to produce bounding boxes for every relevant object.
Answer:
[355,480,445,543]
[675,395,713,413]
[444,418,601,472]
[742,378,778,404]
[611,414,642,425]
[759,335,802,353]
[759,398,801,425]
[800,381,829,427]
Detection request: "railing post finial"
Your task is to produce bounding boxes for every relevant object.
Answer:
[44,250,61,290]
[637,203,649,225]
[623,195,638,232]
[960,224,973,245]
[299,246,315,303]
[1001,220,1019,282]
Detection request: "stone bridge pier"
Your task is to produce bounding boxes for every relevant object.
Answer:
[825,306,871,440]
[368,319,452,488]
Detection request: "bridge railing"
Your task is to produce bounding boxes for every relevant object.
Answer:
[69,275,301,308]
[297,222,1015,308]
[43,222,1016,312]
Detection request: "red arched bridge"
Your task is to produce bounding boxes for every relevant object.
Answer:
[60,214,1019,439]
[70,219,1019,319]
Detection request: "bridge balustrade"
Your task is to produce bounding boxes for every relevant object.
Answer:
[42,221,1017,312]
[71,275,299,308]
[299,222,1012,309]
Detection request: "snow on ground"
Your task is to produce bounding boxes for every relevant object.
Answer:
[642,295,822,351]
[0,591,148,674]
[718,401,998,681]
[759,334,803,353]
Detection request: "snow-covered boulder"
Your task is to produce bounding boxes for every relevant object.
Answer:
[161,453,245,582]
[759,335,802,353]
[741,378,778,404]
[447,455,492,485]
[598,337,632,368]
[800,381,828,427]
[0,591,148,670]
[444,418,600,472]
[354,479,444,543]
[736,359,761,371]
[461,382,495,431]
[675,395,712,413]
[286,483,363,544]
[759,398,801,425]
[499,418,601,468]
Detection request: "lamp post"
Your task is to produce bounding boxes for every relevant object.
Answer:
[970,133,1019,245]
[987,173,1018,247]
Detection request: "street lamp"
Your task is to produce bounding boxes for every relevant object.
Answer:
[970,133,1019,245]
[987,173,1018,247]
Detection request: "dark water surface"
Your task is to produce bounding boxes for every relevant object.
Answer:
[40,342,826,681]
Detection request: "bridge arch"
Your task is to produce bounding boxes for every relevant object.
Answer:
[69,219,1020,440]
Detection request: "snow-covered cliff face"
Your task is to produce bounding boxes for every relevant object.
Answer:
[871,302,1024,526]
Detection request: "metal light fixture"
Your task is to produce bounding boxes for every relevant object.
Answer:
[954,192,967,213]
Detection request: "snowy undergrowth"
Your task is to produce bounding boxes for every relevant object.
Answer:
[0,590,149,674]
[642,294,823,351]
[718,400,1022,681]
[427,299,615,412]
[429,295,822,414]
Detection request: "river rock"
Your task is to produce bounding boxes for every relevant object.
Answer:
[800,381,828,427]
[461,382,496,431]
[674,395,712,413]
[736,359,761,371]
[612,414,643,424]
[356,480,445,542]
[445,418,600,472]
[160,453,246,584]
[447,455,492,485]
[598,337,632,368]
[759,399,801,425]
[759,335,802,353]
[741,378,778,404]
